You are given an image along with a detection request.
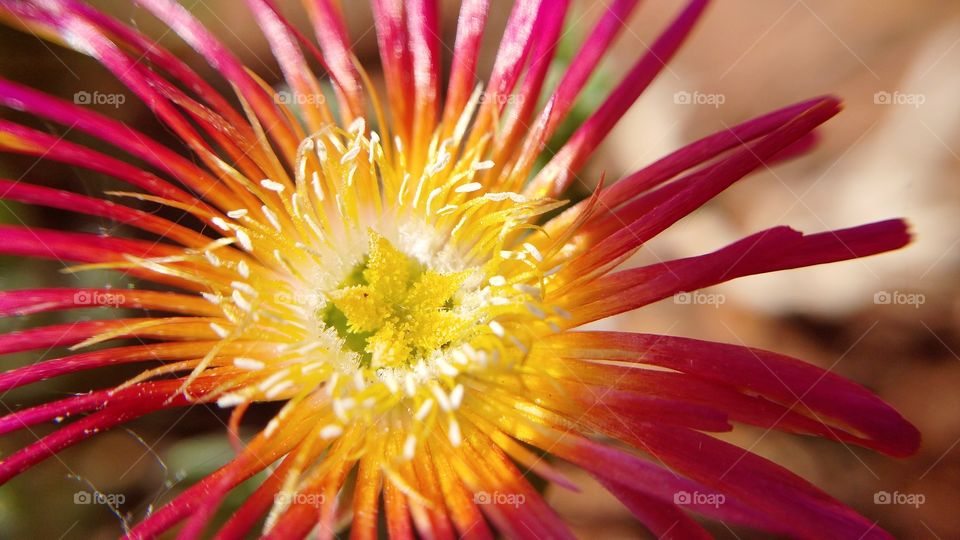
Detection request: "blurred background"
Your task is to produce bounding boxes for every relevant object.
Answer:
[1,0,958,538]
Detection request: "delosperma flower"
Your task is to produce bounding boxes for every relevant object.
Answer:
[0,0,920,538]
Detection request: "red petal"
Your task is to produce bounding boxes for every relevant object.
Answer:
[615,423,894,539]
[0,317,221,355]
[0,288,217,317]
[595,476,713,540]
[0,341,222,392]
[593,97,833,216]
[555,97,842,285]
[134,0,300,163]
[0,119,200,206]
[0,178,210,248]
[561,220,910,327]
[0,379,217,483]
[406,0,442,170]
[441,0,490,136]
[372,0,415,147]
[301,0,365,121]
[525,0,641,151]
[0,78,226,213]
[528,0,710,197]
[550,331,920,457]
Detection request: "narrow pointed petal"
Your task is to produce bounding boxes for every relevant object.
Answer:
[133,0,300,163]
[302,0,366,120]
[406,0,442,172]
[0,317,222,356]
[528,0,710,197]
[441,0,489,137]
[0,178,211,248]
[0,288,218,317]
[554,97,842,285]
[547,331,921,457]
[561,220,910,326]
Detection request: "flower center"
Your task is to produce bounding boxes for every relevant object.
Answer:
[322,231,475,369]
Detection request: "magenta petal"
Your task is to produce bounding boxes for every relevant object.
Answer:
[441,0,490,130]
[0,225,181,268]
[246,0,331,131]
[565,221,910,328]
[125,452,276,539]
[480,0,542,105]
[530,0,710,197]
[555,357,883,449]
[372,0,415,142]
[534,0,641,142]
[0,118,200,206]
[594,96,833,214]
[559,97,842,284]
[0,317,219,356]
[0,380,209,483]
[407,0,442,147]
[0,341,220,392]
[0,178,209,248]
[620,423,894,539]
[551,331,920,457]
[0,289,217,318]
[132,0,299,162]
[0,78,222,211]
[594,476,713,540]
[301,0,365,120]
[60,0,250,129]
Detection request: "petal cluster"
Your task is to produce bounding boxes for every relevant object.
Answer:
[0,0,919,538]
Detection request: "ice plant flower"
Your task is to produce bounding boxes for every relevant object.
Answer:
[0,0,920,538]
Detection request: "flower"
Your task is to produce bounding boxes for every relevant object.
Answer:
[0,0,919,538]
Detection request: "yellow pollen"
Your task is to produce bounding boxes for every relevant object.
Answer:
[326,232,473,369]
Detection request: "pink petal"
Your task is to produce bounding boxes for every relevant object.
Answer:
[372,0,414,145]
[406,0,442,167]
[302,0,365,120]
[556,97,842,285]
[0,289,217,318]
[550,331,921,457]
[0,317,221,356]
[0,78,226,212]
[612,422,894,539]
[528,0,710,197]
[594,96,833,216]
[562,221,910,328]
[0,119,199,206]
[0,178,209,248]
[0,379,216,483]
[246,0,333,131]
[0,341,223,392]
[533,0,641,145]
[595,476,713,540]
[133,0,300,163]
[441,0,490,135]
[489,0,570,184]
